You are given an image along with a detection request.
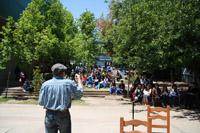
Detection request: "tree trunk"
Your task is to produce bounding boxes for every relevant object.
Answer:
[5,60,12,98]
[127,69,130,98]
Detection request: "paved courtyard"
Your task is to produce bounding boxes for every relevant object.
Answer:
[0,96,200,133]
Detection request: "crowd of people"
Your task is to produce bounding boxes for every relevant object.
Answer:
[80,64,113,89]
[80,64,187,108]
[129,82,180,107]
[71,64,183,108]
[16,63,199,109]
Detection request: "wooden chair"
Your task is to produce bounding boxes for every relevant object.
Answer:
[120,117,152,133]
[147,105,170,133]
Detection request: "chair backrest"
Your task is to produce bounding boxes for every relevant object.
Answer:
[120,117,152,133]
[147,105,170,133]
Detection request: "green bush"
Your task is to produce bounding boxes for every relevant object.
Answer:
[32,66,43,92]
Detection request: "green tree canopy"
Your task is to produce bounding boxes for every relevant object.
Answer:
[79,11,96,37]
[0,0,78,71]
[105,0,200,74]
[0,17,16,69]
[71,11,99,67]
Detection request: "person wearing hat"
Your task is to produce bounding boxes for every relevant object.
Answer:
[38,63,83,133]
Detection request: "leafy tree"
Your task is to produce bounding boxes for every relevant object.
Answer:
[105,0,200,79]
[14,0,47,64]
[40,0,77,64]
[0,17,16,69]
[97,16,113,55]
[15,0,76,66]
[0,0,78,73]
[79,11,96,37]
[32,66,44,92]
[71,11,98,67]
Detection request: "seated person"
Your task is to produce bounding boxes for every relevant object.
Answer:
[116,80,127,96]
[143,84,152,105]
[169,84,179,107]
[86,74,94,87]
[96,78,108,89]
[109,80,117,94]
[184,85,200,109]
[160,85,169,107]
[134,84,143,103]
[151,83,161,106]
[106,73,112,83]
[23,80,34,92]
[81,74,87,85]
[19,72,26,86]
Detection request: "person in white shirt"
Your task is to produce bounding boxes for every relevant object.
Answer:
[143,84,152,105]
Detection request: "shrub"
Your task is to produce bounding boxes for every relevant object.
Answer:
[32,66,43,92]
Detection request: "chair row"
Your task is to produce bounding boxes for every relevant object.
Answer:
[120,105,170,133]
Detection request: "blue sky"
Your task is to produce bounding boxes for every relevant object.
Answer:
[60,0,109,19]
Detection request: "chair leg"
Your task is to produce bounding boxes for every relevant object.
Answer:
[120,117,124,133]
[148,117,152,133]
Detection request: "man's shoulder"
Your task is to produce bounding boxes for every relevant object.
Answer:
[46,78,74,84]
[42,78,74,86]
[42,79,53,86]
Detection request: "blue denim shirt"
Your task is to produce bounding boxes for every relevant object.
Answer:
[38,76,83,111]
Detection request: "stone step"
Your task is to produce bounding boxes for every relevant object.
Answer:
[3,90,109,95]
[1,87,110,98]
[83,91,109,95]
[3,91,106,95]
[83,95,106,98]
[2,92,39,95]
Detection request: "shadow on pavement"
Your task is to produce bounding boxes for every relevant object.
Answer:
[172,107,200,121]
[134,109,146,113]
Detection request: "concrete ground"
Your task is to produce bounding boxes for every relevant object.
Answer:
[0,96,200,133]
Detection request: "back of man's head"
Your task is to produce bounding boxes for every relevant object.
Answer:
[51,63,67,77]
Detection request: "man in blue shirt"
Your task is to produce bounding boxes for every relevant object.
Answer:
[39,63,83,133]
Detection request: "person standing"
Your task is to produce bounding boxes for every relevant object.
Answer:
[38,63,83,133]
